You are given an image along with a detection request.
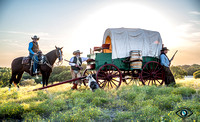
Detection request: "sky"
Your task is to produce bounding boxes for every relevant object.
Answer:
[0,0,200,67]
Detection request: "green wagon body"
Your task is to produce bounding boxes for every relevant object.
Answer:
[88,53,160,71]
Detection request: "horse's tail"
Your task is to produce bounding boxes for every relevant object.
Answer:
[9,73,16,88]
[9,57,23,90]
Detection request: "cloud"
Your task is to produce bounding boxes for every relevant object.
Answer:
[0,30,49,37]
[190,20,200,25]
[189,11,200,15]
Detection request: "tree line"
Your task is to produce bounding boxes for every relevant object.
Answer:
[0,64,200,87]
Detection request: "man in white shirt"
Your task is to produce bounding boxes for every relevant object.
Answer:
[69,50,88,90]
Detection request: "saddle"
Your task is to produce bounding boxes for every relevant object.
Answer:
[22,51,44,65]
[22,57,31,65]
[22,51,46,75]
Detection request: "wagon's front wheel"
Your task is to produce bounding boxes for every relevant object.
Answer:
[140,61,165,86]
[96,64,122,89]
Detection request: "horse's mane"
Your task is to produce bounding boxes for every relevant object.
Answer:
[45,49,56,57]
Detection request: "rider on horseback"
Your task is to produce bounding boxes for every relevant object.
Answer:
[28,35,40,74]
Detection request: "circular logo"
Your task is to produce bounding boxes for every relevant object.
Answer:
[181,110,187,117]
[176,108,193,119]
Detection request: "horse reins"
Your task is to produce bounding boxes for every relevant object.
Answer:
[45,48,63,68]
[33,48,63,69]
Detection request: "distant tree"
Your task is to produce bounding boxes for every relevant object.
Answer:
[180,65,190,71]
[49,66,71,83]
[0,67,11,87]
[170,66,187,79]
[48,64,87,84]
[22,72,32,80]
[57,70,72,81]
[193,70,200,79]
[178,64,200,76]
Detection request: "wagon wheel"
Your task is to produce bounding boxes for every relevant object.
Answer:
[96,64,122,89]
[140,61,164,86]
[82,69,96,86]
[122,71,143,86]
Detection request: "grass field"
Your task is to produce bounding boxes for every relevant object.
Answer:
[0,78,200,121]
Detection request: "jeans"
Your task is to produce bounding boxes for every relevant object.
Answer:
[30,54,38,73]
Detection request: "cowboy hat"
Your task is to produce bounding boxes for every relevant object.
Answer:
[161,47,169,51]
[73,50,83,55]
[31,35,39,40]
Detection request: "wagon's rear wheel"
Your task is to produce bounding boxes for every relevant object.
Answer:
[82,69,96,86]
[140,61,165,86]
[96,64,122,89]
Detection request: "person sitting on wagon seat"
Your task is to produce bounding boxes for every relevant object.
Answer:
[160,47,176,86]
[69,50,88,90]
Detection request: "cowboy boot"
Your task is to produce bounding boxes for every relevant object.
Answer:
[71,83,78,90]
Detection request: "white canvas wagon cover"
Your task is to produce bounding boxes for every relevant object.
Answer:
[103,28,163,59]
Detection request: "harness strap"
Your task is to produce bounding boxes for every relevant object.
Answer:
[45,62,53,69]
[44,56,53,69]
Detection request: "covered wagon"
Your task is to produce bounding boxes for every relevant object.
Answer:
[83,28,165,89]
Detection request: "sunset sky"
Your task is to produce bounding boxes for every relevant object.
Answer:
[0,0,200,67]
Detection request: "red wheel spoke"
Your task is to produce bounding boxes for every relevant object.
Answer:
[155,68,162,73]
[152,62,155,71]
[98,72,106,77]
[107,80,109,88]
[144,79,148,83]
[154,64,159,71]
[99,81,104,85]
[110,81,113,88]
[130,78,134,82]
[110,69,115,74]
[153,80,155,85]
[155,73,162,75]
[113,71,119,76]
[156,79,161,84]
[108,66,114,74]
[111,80,118,87]
[148,80,150,85]
[112,79,120,82]
[148,63,152,71]
[143,71,150,74]
[102,81,107,88]
[145,65,150,72]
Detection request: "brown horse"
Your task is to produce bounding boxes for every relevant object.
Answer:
[9,46,63,90]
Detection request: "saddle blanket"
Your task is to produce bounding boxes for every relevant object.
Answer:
[22,57,30,64]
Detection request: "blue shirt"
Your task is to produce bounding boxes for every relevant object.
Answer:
[160,54,170,67]
[28,42,35,55]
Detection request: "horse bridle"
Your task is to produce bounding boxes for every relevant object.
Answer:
[56,48,63,62]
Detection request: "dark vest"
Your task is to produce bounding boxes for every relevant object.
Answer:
[32,41,39,53]
[71,57,82,70]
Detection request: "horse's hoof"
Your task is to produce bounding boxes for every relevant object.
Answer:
[8,88,11,91]
[17,88,20,91]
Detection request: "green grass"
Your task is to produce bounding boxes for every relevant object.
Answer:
[0,78,200,121]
